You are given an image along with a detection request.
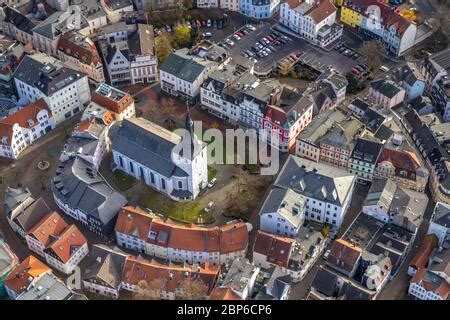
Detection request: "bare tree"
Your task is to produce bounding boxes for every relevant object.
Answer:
[177,279,209,300]
[360,41,386,72]
[133,278,166,300]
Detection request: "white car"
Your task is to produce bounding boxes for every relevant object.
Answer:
[247,24,256,31]
[323,249,331,260]
[225,39,234,46]
[233,34,241,41]
[204,201,215,213]
[203,32,212,38]
[208,178,217,188]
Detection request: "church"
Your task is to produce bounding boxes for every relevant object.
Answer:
[108,111,208,201]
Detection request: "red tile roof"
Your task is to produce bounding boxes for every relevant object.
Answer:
[328,239,362,273]
[253,231,295,268]
[209,287,242,300]
[411,267,450,299]
[58,33,101,66]
[306,0,337,24]
[3,256,51,295]
[91,91,134,115]
[122,257,220,295]
[409,235,438,270]
[28,211,69,248]
[47,224,87,264]
[377,147,421,173]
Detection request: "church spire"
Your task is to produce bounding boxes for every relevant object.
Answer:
[184,101,195,159]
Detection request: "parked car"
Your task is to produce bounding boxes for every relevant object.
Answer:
[208,178,217,188]
[204,201,215,212]
[213,20,217,29]
[279,38,287,44]
[201,20,206,27]
[207,19,212,27]
[218,20,223,29]
[165,25,172,32]
[226,39,234,46]
[352,52,360,59]
[290,53,298,61]
[203,32,212,38]
[232,34,241,41]
[323,249,331,260]
[241,29,249,35]
[267,44,276,51]
[247,24,256,31]
[266,35,274,42]
[351,67,362,77]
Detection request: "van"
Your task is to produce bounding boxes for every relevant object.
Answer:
[380,65,390,72]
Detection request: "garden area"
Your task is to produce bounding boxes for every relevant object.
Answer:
[112,169,137,191]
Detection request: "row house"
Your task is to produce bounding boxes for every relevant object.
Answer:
[52,156,128,236]
[57,31,105,85]
[393,62,426,103]
[0,99,55,159]
[82,244,130,299]
[115,206,250,265]
[160,41,228,104]
[121,257,220,300]
[3,255,52,300]
[348,137,383,183]
[401,109,450,205]
[340,0,420,56]
[428,202,450,248]
[90,82,135,121]
[13,53,91,124]
[220,0,240,11]
[270,155,356,230]
[217,258,260,300]
[369,79,406,109]
[25,210,88,274]
[0,39,26,95]
[420,48,450,122]
[279,0,343,48]
[374,146,429,192]
[98,23,158,86]
[0,6,36,46]
[253,227,327,282]
[240,0,280,19]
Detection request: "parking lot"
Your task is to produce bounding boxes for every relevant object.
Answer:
[207,19,365,76]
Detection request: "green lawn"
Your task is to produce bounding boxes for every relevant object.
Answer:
[207,166,217,181]
[139,187,214,224]
[112,170,136,191]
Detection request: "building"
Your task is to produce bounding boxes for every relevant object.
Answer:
[362,178,428,234]
[46,0,69,11]
[401,109,450,204]
[82,244,129,299]
[115,206,249,265]
[109,116,208,201]
[348,137,383,183]
[160,41,228,103]
[327,238,362,278]
[31,6,92,56]
[340,0,422,56]
[52,156,128,236]
[409,256,450,301]
[121,257,220,300]
[15,273,84,300]
[209,287,243,300]
[4,186,35,235]
[393,62,426,102]
[197,0,219,8]
[408,234,438,277]
[13,53,91,124]
[254,266,292,300]
[218,258,260,300]
[90,82,135,121]
[0,239,19,298]
[253,226,326,282]
[0,5,36,46]
[374,146,429,192]
[0,39,26,95]
[57,31,105,85]
[26,211,88,274]
[420,48,450,122]
[240,0,280,19]
[279,0,342,48]
[369,79,406,109]
[99,23,158,86]
[0,99,55,159]
[100,0,134,24]
[428,202,450,248]
[220,0,240,11]
[60,118,109,169]
[272,155,356,229]
[259,188,305,237]
[347,98,371,118]
[3,256,52,300]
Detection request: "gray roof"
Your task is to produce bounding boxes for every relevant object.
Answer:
[395,62,424,86]
[0,240,17,276]
[3,6,37,35]
[83,244,129,289]
[350,137,383,164]
[274,156,356,206]
[14,55,86,96]
[349,98,370,112]
[52,157,127,228]
[296,109,346,142]
[13,198,52,233]
[221,258,259,292]
[432,202,450,229]
[4,186,32,215]
[160,52,207,83]
[370,79,402,99]
[265,266,291,300]
[109,118,201,178]
[103,0,132,10]
[259,188,305,228]
[16,274,72,300]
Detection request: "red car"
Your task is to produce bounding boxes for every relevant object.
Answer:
[201,20,207,27]
[236,31,244,37]
[351,67,362,76]
[266,35,274,42]
[290,53,298,61]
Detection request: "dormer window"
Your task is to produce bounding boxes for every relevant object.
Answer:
[1,136,7,145]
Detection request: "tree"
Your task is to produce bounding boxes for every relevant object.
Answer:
[359,41,385,72]
[173,25,191,49]
[190,25,202,46]
[183,0,195,9]
[133,279,166,300]
[178,279,209,300]
[155,33,172,63]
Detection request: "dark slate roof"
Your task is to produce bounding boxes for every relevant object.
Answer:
[361,108,386,133]
[311,266,339,296]
[83,244,129,289]
[13,198,51,233]
[14,56,86,96]
[432,202,450,228]
[350,98,370,112]
[265,266,292,300]
[350,137,383,164]
[274,156,356,206]
[3,6,37,35]
[109,118,195,178]
[370,79,402,99]
[52,157,127,229]
[104,0,132,11]
[159,53,206,83]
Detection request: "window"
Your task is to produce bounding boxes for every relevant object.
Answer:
[178,181,182,189]
[161,178,166,190]
[150,172,155,184]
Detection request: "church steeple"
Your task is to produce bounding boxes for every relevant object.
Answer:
[184,101,195,159]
